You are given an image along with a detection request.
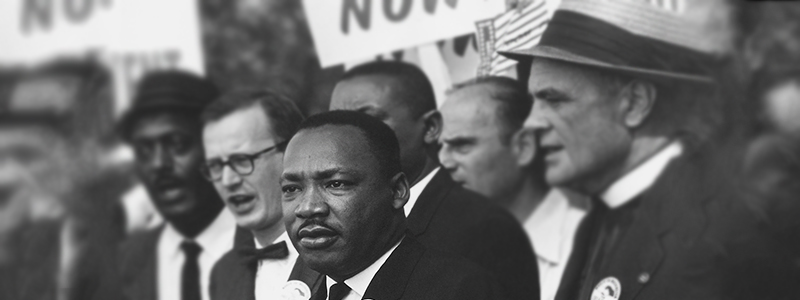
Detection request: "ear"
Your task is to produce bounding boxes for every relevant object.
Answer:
[620,80,657,128]
[421,110,443,145]
[510,128,537,167]
[390,172,410,210]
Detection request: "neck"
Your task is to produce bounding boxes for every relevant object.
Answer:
[576,136,672,195]
[172,194,225,238]
[252,223,286,247]
[505,176,550,222]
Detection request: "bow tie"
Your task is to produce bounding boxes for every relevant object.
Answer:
[240,240,290,263]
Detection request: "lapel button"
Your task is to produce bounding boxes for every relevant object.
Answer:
[638,272,650,284]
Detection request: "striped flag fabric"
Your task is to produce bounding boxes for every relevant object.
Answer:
[476,0,551,76]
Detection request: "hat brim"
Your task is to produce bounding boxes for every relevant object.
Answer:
[499,45,713,84]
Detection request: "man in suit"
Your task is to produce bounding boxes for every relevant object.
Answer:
[201,90,322,300]
[500,0,800,299]
[330,61,539,300]
[117,70,236,300]
[281,110,499,300]
[438,77,589,300]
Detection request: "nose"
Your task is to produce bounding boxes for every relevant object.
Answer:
[294,187,329,220]
[438,146,456,172]
[525,101,551,132]
[220,165,243,189]
[150,144,173,171]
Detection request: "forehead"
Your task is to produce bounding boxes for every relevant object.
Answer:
[283,125,379,176]
[331,75,403,111]
[527,59,606,94]
[441,87,502,134]
[203,105,276,150]
[129,111,199,140]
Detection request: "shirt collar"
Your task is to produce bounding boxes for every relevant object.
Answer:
[600,141,683,209]
[524,189,588,264]
[160,209,237,258]
[325,238,403,298]
[405,167,440,216]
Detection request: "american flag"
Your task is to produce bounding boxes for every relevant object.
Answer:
[476,0,551,76]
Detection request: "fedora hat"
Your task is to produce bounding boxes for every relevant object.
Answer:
[116,70,219,139]
[500,0,714,83]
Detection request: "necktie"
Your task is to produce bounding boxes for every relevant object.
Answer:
[239,240,290,263]
[328,281,351,300]
[181,241,203,300]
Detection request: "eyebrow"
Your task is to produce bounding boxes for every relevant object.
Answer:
[441,136,476,146]
[282,167,356,182]
[532,87,570,100]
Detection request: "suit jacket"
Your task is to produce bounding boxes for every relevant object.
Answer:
[209,227,323,300]
[312,235,500,300]
[556,145,800,300]
[408,170,539,300]
[118,227,162,300]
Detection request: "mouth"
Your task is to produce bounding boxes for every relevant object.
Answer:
[226,194,257,213]
[297,224,339,250]
[152,177,187,201]
[539,145,564,157]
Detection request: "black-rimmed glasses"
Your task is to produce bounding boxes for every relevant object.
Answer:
[200,141,287,181]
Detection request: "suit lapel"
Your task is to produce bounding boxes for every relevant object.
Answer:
[604,153,714,300]
[406,170,453,236]
[288,257,324,299]
[121,229,160,300]
[362,236,424,300]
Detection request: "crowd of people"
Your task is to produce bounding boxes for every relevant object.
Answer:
[3,0,800,300]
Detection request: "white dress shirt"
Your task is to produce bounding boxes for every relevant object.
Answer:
[254,231,300,300]
[600,141,683,208]
[157,209,236,300]
[325,239,402,300]
[405,167,440,216]
[524,189,590,300]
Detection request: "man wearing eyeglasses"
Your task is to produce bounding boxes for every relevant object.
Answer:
[117,70,236,300]
[201,90,322,300]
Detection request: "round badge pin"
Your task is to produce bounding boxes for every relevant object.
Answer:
[591,277,621,300]
[281,280,312,300]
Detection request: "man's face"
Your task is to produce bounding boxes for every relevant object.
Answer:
[129,111,210,221]
[527,59,630,192]
[438,86,523,200]
[281,125,400,277]
[330,76,428,180]
[203,105,284,232]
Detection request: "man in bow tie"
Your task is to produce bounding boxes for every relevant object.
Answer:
[202,90,322,300]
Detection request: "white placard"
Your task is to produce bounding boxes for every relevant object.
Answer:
[0,0,205,115]
[304,0,505,67]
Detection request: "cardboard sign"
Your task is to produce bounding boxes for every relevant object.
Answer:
[0,0,205,115]
[304,0,505,67]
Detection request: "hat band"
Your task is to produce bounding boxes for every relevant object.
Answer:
[539,10,708,78]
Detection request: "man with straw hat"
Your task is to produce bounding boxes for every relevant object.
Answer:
[501,0,800,299]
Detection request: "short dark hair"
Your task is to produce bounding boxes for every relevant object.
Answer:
[340,61,436,118]
[295,110,402,179]
[201,89,305,148]
[450,76,533,142]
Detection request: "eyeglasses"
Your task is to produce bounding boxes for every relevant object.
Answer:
[200,141,287,182]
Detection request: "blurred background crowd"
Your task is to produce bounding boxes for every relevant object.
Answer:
[3,0,800,299]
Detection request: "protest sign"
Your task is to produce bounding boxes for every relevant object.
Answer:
[303,0,505,67]
[0,0,205,115]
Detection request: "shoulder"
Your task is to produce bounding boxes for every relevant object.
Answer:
[409,246,500,299]
[118,227,162,270]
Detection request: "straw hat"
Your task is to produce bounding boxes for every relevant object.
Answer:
[500,0,714,83]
